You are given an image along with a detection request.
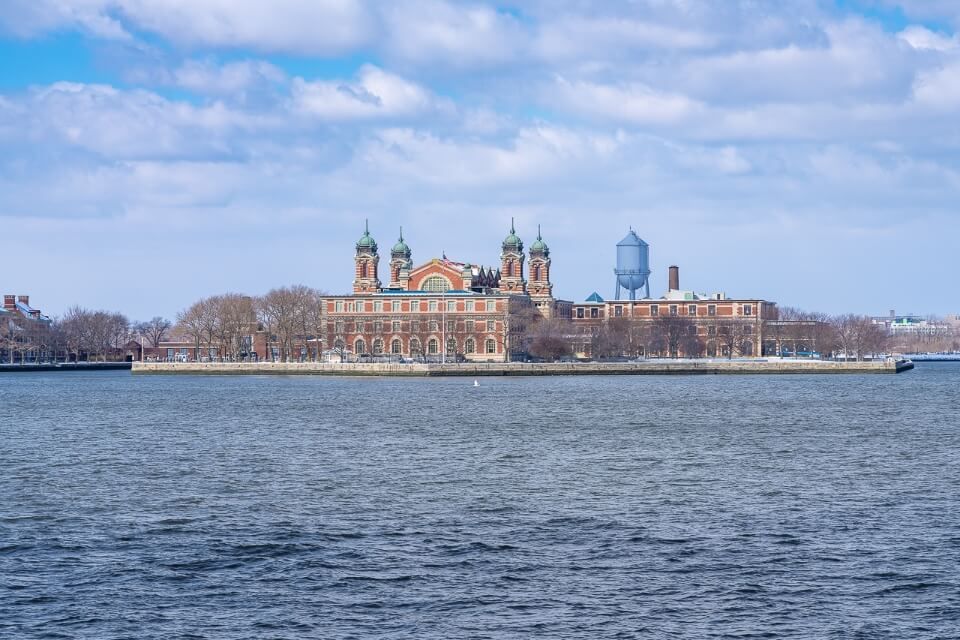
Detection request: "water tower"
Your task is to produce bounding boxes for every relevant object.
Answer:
[614,228,651,300]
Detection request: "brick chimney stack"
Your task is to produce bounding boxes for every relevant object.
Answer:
[668,265,679,291]
[3,295,15,310]
[17,295,29,307]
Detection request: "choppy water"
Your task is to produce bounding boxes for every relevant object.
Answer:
[2,365,959,639]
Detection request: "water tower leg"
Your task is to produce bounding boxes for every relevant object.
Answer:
[645,280,650,299]
[615,281,620,300]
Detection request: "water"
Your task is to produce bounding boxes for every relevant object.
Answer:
[2,365,959,639]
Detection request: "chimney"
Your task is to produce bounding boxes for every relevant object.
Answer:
[17,295,29,307]
[668,265,679,291]
[3,295,15,310]
[889,309,895,319]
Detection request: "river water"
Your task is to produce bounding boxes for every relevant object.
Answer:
[2,365,959,639]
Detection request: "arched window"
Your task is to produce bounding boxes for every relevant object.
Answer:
[446,337,456,354]
[465,338,475,354]
[486,339,496,354]
[410,338,422,355]
[533,264,540,281]
[428,338,439,354]
[373,338,384,354]
[422,275,452,292]
[360,262,367,278]
[354,338,366,354]
[391,339,402,354]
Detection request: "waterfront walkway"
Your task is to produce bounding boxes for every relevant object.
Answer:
[132,359,913,376]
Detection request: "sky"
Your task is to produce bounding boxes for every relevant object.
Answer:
[1,0,959,320]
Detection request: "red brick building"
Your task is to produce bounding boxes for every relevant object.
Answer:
[325,221,571,362]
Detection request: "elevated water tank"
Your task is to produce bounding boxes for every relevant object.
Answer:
[614,228,651,300]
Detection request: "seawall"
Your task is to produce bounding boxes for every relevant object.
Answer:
[0,362,132,373]
[132,359,913,376]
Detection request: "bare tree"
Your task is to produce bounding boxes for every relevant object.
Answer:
[138,316,172,348]
[527,318,573,361]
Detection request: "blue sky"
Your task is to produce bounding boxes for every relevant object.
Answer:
[1,0,959,320]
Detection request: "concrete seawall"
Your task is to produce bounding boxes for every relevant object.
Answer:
[132,359,913,376]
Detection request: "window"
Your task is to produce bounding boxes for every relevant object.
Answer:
[355,339,366,354]
[486,339,496,354]
[576,307,584,319]
[391,339,402,354]
[335,321,344,333]
[708,304,717,316]
[447,300,455,312]
[423,275,452,292]
[411,320,420,332]
[688,305,697,316]
[466,300,474,312]
[615,306,623,317]
[428,338,439,354]
[373,339,384,354]
[410,338,421,355]
[374,301,382,312]
[356,321,365,333]
[373,321,383,333]
[465,338,476,353]
[651,305,659,316]
[429,300,438,312]
[486,320,495,331]
[744,304,753,316]
[590,308,599,318]
[346,302,353,312]
[429,320,438,331]
[745,325,753,334]
[166,348,174,359]
[447,321,455,332]
[446,337,456,354]
[669,305,678,316]
[465,320,474,332]
[335,301,343,313]
[392,321,401,332]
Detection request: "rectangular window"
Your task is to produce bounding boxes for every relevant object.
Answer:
[335,301,343,313]
[167,348,174,358]
[392,321,401,332]
[615,306,623,317]
[447,321,455,332]
[411,320,420,332]
[487,320,495,331]
[447,300,455,312]
[708,304,717,316]
[651,305,659,316]
[466,300,474,312]
[465,320,474,332]
[590,308,599,318]
[576,308,584,319]
[744,304,753,316]
[335,321,344,333]
[688,305,697,316]
[374,321,383,333]
[429,300,437,312]
[374,301,382,312]
[486,339,496,354]
[669,305,678,316]
[708,326,716,336]
[429,320,438,331]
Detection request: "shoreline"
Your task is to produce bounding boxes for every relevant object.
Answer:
[132,359,914,376]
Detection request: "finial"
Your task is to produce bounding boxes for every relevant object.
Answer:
[537,224,542,240]
[510,217,515,234]
[399,226,403,242]
[442,250,447,260]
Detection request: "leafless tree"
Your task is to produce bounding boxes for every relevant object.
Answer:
[527,318,573,361]
[137,316,172,348]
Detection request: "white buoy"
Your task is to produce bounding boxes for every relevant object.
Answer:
[473,379,479,387]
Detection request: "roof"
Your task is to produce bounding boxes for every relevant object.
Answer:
[585,292,605,302]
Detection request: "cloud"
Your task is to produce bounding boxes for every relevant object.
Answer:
[550,76,704,126]
[172,59,287,96]
[291,65,448,120]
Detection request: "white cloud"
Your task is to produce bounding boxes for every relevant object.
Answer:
[291,65,446,120]
[551,76,704,125]
[172,59,287,96]
[899,25,959,51]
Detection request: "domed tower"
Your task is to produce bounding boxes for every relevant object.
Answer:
[499,218,526,294]
[353,220,381,294]
[528,225,554,308]
[388,227,412,290]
